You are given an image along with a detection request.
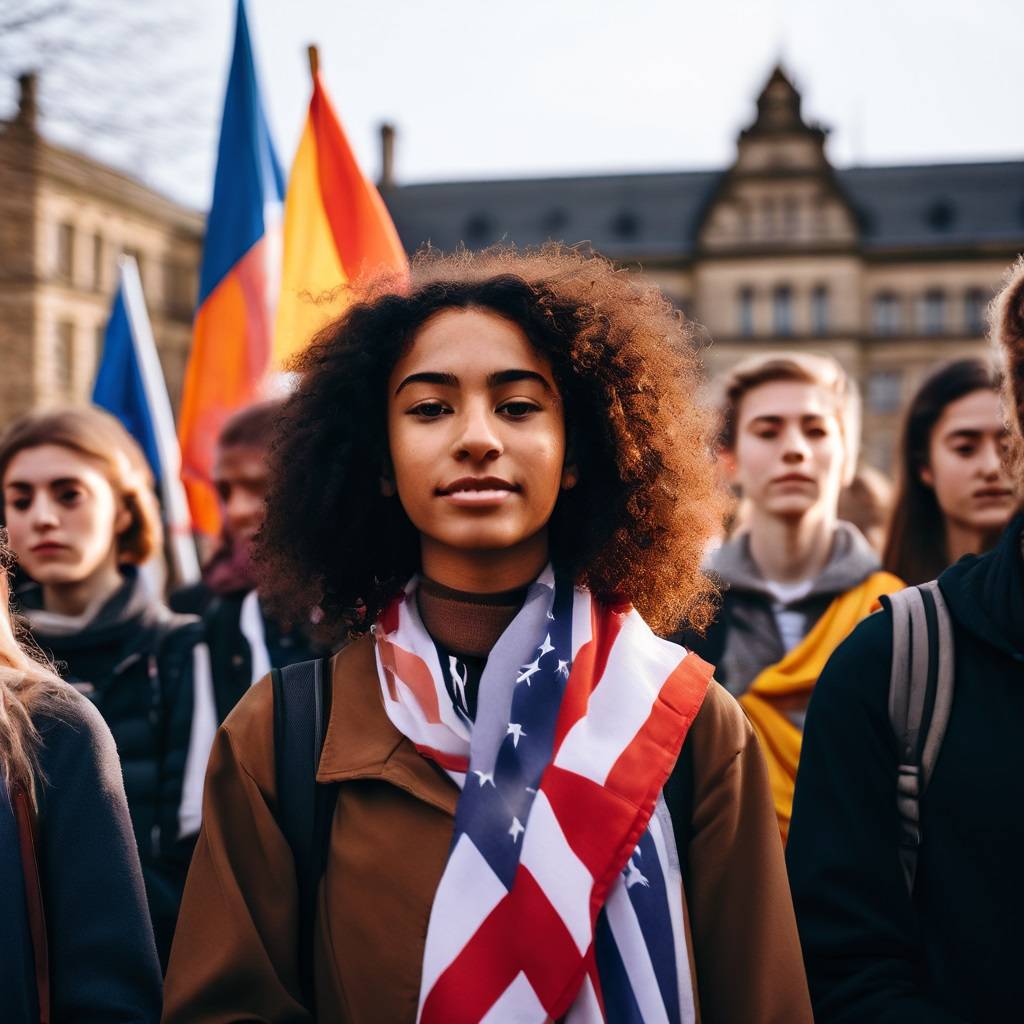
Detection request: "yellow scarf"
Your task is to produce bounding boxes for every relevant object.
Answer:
[740,571,904,842]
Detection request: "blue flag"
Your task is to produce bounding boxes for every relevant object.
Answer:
[94,257,199,583]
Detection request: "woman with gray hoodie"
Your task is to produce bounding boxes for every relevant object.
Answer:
[674,352,903,839]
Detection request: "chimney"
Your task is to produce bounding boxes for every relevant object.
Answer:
[16,72,38,132]
[378,122,396,190]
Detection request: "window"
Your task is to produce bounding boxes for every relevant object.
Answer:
[964,288,988,335]
[164,262,195,318]
[918,289,946,336]
[811,285,829,335]
[737,286,755,337]
[761,197,778,238]
[55,222,74,283]
[92,234,104,291]
[873,292,902,336]
[737,200,752,239]
[867,369,903,414]
[54,320,74,397]
[782,196,799,237]
[773,285,793,336]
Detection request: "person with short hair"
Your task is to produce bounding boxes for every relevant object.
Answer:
[163,246,811,1023]
[674,352,903,840]
[882,357,1014,585]
[170,401,326,723]
[0,545,161,1022]
[786,266,1024,1021]
[838,463,893,553]
[0,406,217,970]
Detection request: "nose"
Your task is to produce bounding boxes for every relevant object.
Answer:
[451,401,503,463]
[29,494,59,531]
[780,423,811,464]
[978,438,1005,480]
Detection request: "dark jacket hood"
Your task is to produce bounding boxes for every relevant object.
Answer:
[708,520,881,602]
[939,514,1024,663]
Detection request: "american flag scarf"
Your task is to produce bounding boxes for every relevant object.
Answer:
[373,567,712,1023]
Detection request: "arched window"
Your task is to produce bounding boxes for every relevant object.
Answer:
[811,285,829,334]
[738,286,755,337]
[773,285,793,336]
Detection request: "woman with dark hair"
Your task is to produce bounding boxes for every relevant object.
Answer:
[882,357,1015,585]
[0,406,218,970]
[787,273,1024,1020]
[164,246,811,1023]
[0,547,161,1021]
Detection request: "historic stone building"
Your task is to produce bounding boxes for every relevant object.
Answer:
[384,67,1024,471]
[2,66,1022,474]
[0,73,202,422]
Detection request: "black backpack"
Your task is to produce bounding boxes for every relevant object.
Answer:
[881,580,956,894]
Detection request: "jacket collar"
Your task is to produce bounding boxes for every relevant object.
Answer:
[316,636,458,817]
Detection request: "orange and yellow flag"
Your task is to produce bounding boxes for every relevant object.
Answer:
[274,66,409,366]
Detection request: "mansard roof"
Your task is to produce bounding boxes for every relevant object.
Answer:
[384,157,1024,261]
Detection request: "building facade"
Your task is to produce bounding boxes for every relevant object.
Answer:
[0,73,202,423]
[1,67,1022,474]
[384,67,1024,471]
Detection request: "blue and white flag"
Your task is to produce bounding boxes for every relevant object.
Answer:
[94,256,200,586]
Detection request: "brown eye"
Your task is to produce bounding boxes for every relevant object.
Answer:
[410,401,449,419]
[499,401,538,419]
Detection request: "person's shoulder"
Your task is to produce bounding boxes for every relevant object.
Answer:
[168,580,212,616]
[818,605,894,694]
[33,684,121,791]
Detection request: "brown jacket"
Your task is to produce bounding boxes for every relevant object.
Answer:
[163,637,811,1023]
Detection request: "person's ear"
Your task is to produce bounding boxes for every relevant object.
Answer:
[717,446,738,484]
[919,463,935,489]
[561,464,578,490]
[114,502,132,537]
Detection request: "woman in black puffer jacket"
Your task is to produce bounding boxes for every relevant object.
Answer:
[0,407,217,971]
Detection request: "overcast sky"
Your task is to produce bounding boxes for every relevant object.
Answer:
[10,0,1024,209]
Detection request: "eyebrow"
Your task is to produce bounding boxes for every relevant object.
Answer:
[4,477,83,491]
[747,413,826,426]
[394,368,554,395]
[942,428,987,441]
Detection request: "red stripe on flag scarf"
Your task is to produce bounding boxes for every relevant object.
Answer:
[414,744,470,773]
[377,637,443,724]
[551,601,627,755]
[421,869,584,1023]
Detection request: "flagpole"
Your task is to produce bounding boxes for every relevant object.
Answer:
[307,44,319,80]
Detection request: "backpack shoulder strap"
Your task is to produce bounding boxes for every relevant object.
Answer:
[12,780,49,1024]
[271,657,336,1011]
[883,581,955,893]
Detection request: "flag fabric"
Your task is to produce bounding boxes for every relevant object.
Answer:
[373,568,712,1023]
[93,256,200,585]
[178,0,284,536]
[273,66,408,367]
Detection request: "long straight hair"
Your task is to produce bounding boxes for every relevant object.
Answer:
[0,557,71,798]
[882,358,1002,585]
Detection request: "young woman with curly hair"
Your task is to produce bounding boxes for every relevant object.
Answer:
[164,246,811,1024]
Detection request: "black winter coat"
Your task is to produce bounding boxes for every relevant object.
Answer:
[20,571,206,969]
[787,515,1024,1023]
[0,691,161,1022]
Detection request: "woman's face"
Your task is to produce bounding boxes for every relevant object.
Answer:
[3,444,129,587]
[731,380,847,521]
[921,388,1015,534]
[386,307,569,578]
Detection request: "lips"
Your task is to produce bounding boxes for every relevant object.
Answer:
[772,474,815,485]
[972,487,1013,500]
[437,476,519,496]
[30,542,68,555]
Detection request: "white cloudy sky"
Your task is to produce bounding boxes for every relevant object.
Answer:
[6,0,1024,209]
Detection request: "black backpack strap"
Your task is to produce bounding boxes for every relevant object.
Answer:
[883,581,955,894]
[271,657,336,1012]
[662,734,695,894]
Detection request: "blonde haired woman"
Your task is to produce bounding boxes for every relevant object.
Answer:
[0,557,161,1021]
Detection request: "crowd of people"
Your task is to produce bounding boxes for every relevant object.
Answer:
[1,244,1021,1023]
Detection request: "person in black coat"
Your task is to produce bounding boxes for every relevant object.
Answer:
[0,559,160,1022]
[787,260,1024,1023]
[0,408,218,970]
[170,400,326,721]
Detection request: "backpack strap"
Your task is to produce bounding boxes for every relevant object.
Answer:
[12,780,49,1024]
[271,658,337,1012]
[884,581,955,894]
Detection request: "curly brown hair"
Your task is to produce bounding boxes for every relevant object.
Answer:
[257,245,726,638]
